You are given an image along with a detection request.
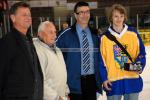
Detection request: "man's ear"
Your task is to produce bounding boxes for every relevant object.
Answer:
[74,13,77,19]
[38,32,42,38]
[38,31,45,40]
[10,15,15,23]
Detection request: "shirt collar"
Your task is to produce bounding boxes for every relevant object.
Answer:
[108,24,128,38]
[76,24,89,34]
[36,38,56,53]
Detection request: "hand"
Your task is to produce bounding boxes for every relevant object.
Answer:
[130,63,143,74]
[132,70,142,74]
[66,96,70,100]
[58,96,63,100]
[103,80,112,91]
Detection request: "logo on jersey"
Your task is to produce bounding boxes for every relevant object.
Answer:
[113,44,128,69]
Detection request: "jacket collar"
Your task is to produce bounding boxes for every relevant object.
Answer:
[11,27,36,74]
[108,24,128,38]
[70,23,98,35]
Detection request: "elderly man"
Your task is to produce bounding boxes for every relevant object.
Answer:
[33,21,69,100]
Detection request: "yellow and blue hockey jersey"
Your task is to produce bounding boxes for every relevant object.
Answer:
[99,24,146,96]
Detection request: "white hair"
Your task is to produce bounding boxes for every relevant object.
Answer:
[38,21,53,33]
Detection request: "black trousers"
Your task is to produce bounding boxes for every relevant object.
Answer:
[69,74,97,100]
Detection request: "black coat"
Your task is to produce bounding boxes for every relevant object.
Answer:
[0,28,43,100]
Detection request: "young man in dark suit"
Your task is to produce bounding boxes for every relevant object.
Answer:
[56,1,102,100]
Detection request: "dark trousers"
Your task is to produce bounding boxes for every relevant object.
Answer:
[69,74,97,100]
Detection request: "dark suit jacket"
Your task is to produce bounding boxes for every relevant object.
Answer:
[0,28,43,100]
[56,24,102,94]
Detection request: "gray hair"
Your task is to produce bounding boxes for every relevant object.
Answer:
[38,21,53,33]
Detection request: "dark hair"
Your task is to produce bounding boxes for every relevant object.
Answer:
[74,1,89,13]
[9,2,30,15]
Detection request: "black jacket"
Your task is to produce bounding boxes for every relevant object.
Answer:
[0,28,43,100]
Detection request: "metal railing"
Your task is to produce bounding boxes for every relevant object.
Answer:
[0,13,150,38]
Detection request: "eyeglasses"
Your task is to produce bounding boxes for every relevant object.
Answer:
[76,10,90,15]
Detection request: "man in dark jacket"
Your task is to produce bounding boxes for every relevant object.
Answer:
[0,1,4,37]
[0,2,43,100]
[56,1,102,100]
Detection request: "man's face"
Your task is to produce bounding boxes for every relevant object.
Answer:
[62,23,68,30]
[41,24,57,45]
[75,6,90,25]
[11,7,32,31]
[112,10,125,27]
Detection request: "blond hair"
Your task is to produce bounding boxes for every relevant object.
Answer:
[108,4,127,24]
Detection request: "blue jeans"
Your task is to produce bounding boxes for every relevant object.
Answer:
[107,93,139,100]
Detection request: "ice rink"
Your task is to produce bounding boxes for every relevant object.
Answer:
[98,46,150,100]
